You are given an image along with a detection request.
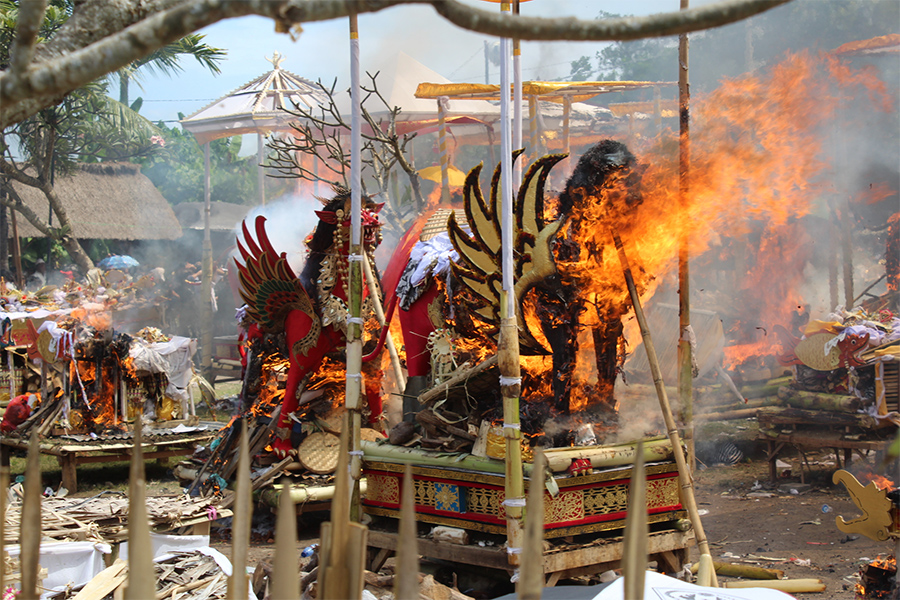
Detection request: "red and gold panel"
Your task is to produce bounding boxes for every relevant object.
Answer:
[363,460,685,538]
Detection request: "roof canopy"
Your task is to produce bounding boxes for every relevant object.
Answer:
[180,52,328,144]
[11,163,182,240]
[416,80,674,104]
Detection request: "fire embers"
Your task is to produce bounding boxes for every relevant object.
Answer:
[856,555,897,599]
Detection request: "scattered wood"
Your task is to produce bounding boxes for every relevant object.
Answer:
[3,494,227,545]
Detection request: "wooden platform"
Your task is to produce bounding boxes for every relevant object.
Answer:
[366,526,694,586]
[0,422,223,492]
[757,405,896,482]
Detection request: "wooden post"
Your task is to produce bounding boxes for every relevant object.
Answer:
[19,430,42,600]
[393,464,419,600]
[271,478,299,599]
[610,230,717,587]
[124,420,155,600]
[517,449,545,599]
[678,0,695,471]
[200,143,214,383]
[0,467,7,597]
[227,419,252,599]
[623,441,648,600]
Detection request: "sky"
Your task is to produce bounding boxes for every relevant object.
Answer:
[133,0,710,126]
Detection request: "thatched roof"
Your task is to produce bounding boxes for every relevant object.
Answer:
[10,162,182,240]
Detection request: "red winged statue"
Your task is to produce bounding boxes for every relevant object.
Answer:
[235,188,385,457]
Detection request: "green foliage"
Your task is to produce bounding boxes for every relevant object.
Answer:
[0,0,71,69]
[136,119,258,205]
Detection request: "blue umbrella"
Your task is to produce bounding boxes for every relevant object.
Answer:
[98,255,140,270]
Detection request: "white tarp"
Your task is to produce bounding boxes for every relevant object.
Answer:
[129,335,197,401]
[592,571,795,599]
[6,541,111,599]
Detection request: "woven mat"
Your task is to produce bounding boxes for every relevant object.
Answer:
[298,431,341,474]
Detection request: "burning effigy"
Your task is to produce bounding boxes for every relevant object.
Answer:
[0,273,219,492]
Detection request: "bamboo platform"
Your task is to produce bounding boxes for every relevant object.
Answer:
[0,422,223,492]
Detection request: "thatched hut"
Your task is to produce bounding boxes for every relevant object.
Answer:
[10,162,182,240]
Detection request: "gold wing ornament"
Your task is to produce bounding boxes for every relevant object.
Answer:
[448,151,567,354]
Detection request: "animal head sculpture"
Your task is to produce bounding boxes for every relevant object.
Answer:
[311,186,384,252]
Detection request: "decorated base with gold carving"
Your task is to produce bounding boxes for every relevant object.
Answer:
[362,458,685,538]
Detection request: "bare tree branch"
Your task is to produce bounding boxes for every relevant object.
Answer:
[8,0,47,76]
[1,0,792,128]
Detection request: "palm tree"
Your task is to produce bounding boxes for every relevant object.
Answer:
[116,34,225,108]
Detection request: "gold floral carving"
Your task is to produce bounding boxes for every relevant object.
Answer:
[367,473,400,504]
[544,490,585,524]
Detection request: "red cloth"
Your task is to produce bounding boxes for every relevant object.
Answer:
[1,394,32,433]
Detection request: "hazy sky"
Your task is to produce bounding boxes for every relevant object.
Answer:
[134,1,710,125]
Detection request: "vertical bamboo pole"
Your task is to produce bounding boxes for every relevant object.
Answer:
[610,230,717,587]
[437,97,451,205]
[528,96,538,163]
[271,478,299,599]
[512,0,522,192]
[678,0,695,471]
[622,441,648,600]
[320,425,351,599]
[393,464,419,600]
[0,467,7,597]
[19,430,41,600]
[363,256,406,390]
[227,419,251,600]
[124,420,155,600]
[498,1,525,567]
[345,12,364,484]
[201,143,214,384]
[517,450,546,599]
[562,96,571,175]
[257,132,266,206]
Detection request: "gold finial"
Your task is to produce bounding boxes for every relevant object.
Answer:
[266,51,285,70]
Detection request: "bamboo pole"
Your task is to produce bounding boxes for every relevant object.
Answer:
[0,467,7,597]
[517,449,545,600]
[345,8,364,509]
[362,255,405,390]
[124,420,155,600]
[610,230,717,587]
[724,579,826,593]
[320,425,352,599]
[623,441,648,600]
[498,3,525,567]
[437,97,451,204]
[271,477,299,600]
[19,429,41,600]
[393,464,419,600]
[227,419,251,600]
[200,142,214,383]
[678,0,695,472]
[690,561,784,580]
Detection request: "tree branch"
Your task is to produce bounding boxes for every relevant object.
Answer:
[1,0,792,128]
[8,0,47,77]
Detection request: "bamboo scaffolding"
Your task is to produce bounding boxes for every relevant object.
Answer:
[610,229,717,587]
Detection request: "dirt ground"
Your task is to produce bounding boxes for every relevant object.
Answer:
[204,436,897,599]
